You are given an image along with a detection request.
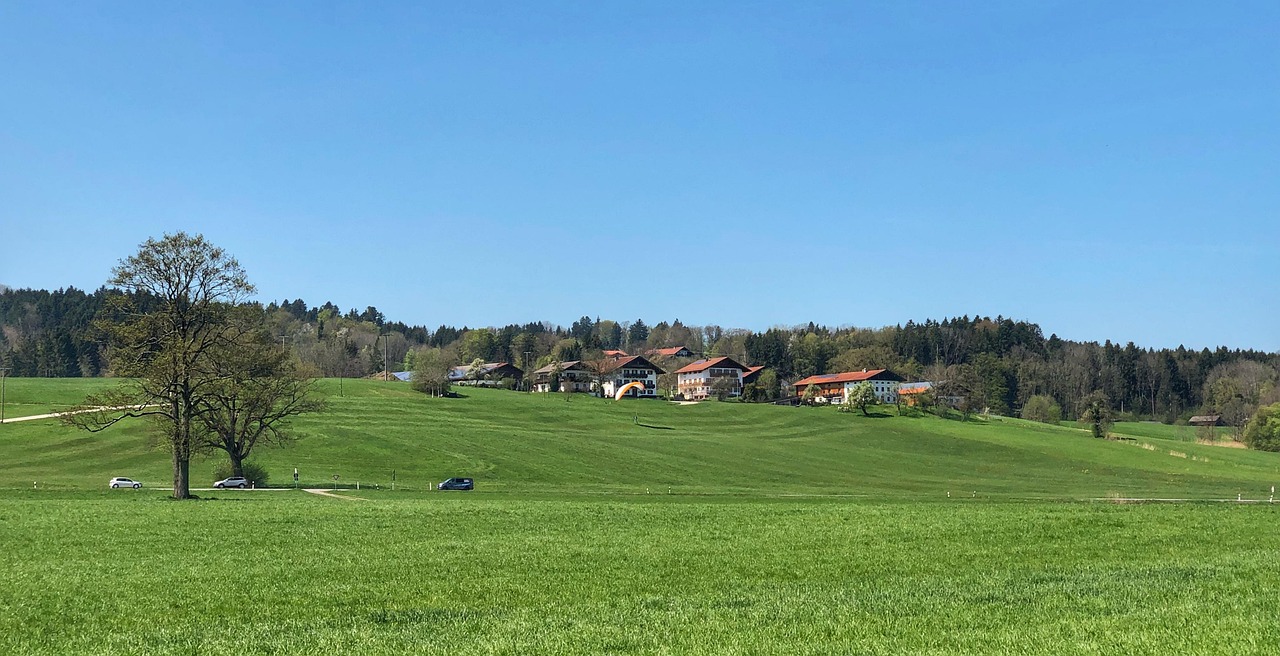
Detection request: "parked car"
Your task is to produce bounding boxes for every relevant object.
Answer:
[437,477,474,491]
[214,476,249,489]
[108,477,142,489]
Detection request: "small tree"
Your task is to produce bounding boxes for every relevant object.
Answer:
[583,356,615,398]
[846,381,877,416]
[548,362,563,394]
[466,358,487,384]
[411,348,455,396]
[1078,391,1114,439]
[801,384,821,406]
[914,389,936,415]
[758,369,781,401]
[1243,402,1280,451]
[938,365,981,420]
[711,376,738,401]
[1021,394,1062,424]
[657,372,678,399]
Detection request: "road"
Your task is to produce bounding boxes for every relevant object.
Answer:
[1,405,157,424]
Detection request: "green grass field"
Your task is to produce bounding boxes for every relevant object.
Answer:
[3,378,1280,654]
[3,378,1278,499]
[1,491,1277,654]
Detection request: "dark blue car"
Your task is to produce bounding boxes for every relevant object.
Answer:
[437,477,474,491]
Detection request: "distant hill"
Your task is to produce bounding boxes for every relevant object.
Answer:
[2,286,1277,426]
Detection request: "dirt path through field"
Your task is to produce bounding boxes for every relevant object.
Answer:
[304,488,369,501]
[0,405,159,424]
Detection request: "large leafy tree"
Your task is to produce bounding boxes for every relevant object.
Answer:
[66,233,254,499]
[195,311,323,478]
[1243,403,1280,451]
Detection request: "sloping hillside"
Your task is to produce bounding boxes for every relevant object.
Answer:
[2,379,1278,498]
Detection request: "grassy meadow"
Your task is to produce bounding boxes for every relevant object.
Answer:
[2,378,1280,654]
[2,492,1279,655]
[2,378,1278,499]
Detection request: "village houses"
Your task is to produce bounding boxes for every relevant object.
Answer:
[675,356,752,401]
[791,369,905,405]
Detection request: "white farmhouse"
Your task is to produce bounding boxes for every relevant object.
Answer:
[675,356,751,401]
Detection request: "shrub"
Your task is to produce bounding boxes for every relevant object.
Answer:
[1243,403,1280,451]
[1021,394,1062,424]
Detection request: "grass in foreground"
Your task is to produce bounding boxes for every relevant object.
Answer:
[1,492,1277,655]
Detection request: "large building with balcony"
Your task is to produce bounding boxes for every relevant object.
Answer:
[598,355,665,398]
[531,361,593,393]
[792,369,904,404]
[675,356,751,400]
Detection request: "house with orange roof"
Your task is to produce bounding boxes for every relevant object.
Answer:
[791,369,904,404]
[675,356,751,400]
[602,349,629,358]
[897,381,962,408]
[897,382,933,404]
[645,346,695,359]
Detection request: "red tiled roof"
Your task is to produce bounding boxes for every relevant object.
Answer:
[603,350,629,358]
[792,369,899,388]
[646,346,692,357]
[675,356,749,374]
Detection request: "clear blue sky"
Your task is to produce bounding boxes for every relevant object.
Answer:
[2,1,1276,351]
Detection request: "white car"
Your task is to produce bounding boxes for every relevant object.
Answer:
[214,476,249,489]
[109,477,141,489]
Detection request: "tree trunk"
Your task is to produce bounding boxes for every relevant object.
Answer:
[230,452,245,478]
[172,450,190,499]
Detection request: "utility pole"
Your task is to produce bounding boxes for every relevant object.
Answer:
[524,351,533,392]
[279,333,288,348]
[0,367,9,424]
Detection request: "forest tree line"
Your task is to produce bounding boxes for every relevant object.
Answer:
[3,286,1278,429]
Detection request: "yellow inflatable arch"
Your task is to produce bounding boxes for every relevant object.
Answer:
[614,381,648,400]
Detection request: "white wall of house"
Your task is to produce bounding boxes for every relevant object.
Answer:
[534,370,592,393]
[678,368,743,400]
[602,366,660,397]
[842,379,899,404]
